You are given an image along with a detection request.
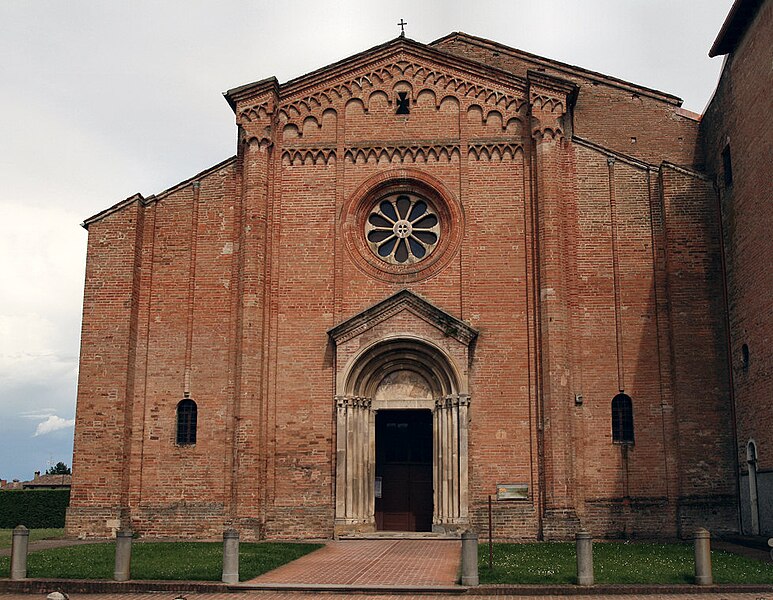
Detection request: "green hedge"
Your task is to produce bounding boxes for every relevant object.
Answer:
[0,489,70,528]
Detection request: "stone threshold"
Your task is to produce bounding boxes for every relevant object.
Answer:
[336,531,461,540]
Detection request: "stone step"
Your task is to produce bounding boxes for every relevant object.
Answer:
[337,531,461,540]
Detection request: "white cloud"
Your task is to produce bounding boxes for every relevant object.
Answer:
[34,415,75,437]
[20,409,58,419]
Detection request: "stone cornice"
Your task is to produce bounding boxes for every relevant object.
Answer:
[328,289,478,347]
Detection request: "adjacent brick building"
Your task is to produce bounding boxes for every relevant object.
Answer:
[701,0,772,537]
[66,0,769,540]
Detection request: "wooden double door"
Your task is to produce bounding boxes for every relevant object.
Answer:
[374,409,433,531]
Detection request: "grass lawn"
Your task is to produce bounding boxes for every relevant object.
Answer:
[479,542,773,585]
[0,541,322,581]
[0,529,65,550]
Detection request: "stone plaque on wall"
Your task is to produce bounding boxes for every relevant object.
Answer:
[497,483,529,501]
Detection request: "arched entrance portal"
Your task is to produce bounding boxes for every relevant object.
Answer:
[333,337,471,535]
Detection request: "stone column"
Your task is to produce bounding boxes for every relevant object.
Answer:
[335,396,348,524]
[433,395,471,531]
[458,394,470,520]
[334,395,373,532]
[10,525,29,580]
[113,529,133,581]
[433,401,442,526]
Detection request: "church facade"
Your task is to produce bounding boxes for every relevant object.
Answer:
[67,20,761,540]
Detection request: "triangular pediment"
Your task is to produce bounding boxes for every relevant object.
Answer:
[226,35,530,120]
[328,289,478,347]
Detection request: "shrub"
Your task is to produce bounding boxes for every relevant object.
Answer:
[0,490,70,528]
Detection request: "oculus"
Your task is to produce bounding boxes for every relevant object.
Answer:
[366,193,440,264]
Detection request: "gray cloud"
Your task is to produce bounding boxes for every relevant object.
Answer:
[0,0,734,481]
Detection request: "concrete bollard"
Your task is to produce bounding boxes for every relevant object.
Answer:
[576,531,594,586]
[10,525,29,580]
[693,528,712,586]
[460,530,479,586]
[222,529,240,584]
[113,529,133,581]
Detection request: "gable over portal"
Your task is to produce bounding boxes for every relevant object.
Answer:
[329,289,478,397]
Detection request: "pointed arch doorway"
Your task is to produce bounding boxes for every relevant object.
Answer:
[327,291,477,536]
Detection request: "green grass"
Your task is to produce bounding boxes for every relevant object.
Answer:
[0,541,322,581]
[479,542,773,585]
[0,528,65,550]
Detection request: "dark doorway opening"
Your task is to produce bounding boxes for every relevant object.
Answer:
[375,409,433,531]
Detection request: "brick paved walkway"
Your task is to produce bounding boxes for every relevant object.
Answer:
[1,592,770,599]
[247,539,461,586]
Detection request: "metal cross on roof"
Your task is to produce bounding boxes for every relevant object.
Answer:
[398,19,407,37]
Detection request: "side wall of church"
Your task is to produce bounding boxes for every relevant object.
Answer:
[67,161,242,538]
[67,200,144,537]
[700,1,773,536]
[433,36,703,169]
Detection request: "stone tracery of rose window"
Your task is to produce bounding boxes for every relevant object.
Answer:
[365,193,440,264]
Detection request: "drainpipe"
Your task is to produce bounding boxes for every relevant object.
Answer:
[714,178,741,534]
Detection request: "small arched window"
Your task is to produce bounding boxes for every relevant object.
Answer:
[176,399,197,445]
[611,393,634,444]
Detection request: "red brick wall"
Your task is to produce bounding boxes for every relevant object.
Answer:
[67,199,143,537]
[433,35,703,168]
[69,39,737,540]
[700,1,772,535]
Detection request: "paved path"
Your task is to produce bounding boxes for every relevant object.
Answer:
[1,593,771,599]
[247,540,461,586]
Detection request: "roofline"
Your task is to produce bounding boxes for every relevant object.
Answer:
[223,35,532,113]
[224,76,279,112]
[82,156,237,229]
[709,0,764,57]
[430,31,684,106]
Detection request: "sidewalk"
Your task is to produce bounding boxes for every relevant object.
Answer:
[245,539,461,589]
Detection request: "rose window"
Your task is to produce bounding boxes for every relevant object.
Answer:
[365,193,440,264]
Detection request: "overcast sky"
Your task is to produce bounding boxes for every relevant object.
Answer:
[0,0,734,481]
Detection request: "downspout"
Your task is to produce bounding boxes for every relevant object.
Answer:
[714,179,742,534]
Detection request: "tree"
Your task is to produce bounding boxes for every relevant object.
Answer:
[45,462,71,475]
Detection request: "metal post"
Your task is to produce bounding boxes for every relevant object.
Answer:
[113,529,133,581]
[461,530,479,586]
[10,525,29,580]
[222,529,240,584]
[576,531,594,586]
[488,494,493,570]
[693,528,712,585]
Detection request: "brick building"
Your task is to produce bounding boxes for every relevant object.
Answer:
[66,0,769,540]
[701,0,772,537]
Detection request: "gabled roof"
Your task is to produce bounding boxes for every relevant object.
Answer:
[22,474,71,488]
[81,156,237,229]
[709,0,765,57]
[328,289,478,347]
[224,34,531,112]
[431,31,684,106]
